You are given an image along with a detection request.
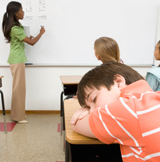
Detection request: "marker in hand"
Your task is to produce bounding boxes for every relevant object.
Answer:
[40,25,45,34]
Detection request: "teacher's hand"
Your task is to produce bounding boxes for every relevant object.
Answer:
[40,26,45,35]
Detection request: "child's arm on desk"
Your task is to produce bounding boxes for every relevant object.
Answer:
[71,114,96,138]
[70,107,90,125]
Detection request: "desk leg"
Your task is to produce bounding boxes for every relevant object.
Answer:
[60,91,64,136]
[65,140,69,162]
[65,140,72,162]
[63,99,66,154]
[63,130,66,154]
[0,90,7,134]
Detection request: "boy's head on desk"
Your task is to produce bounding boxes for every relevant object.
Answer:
[77,62,144,112]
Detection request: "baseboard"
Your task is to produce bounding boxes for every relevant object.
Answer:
[0,110,60,114]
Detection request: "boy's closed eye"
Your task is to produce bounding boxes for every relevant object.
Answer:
[93,96,97,103]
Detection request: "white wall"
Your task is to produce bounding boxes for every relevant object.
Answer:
[1,0,160,111]
[0,65,152,111]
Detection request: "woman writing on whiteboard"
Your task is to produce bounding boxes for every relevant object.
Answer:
[2,1,45,123]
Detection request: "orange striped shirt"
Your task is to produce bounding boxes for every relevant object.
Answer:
[89,80,160,162]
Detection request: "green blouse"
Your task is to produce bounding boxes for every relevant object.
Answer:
[7,24,27,64]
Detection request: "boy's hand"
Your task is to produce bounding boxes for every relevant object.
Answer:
[70,107,90,125]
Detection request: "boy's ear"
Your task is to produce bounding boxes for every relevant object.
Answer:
[114,74,126,90]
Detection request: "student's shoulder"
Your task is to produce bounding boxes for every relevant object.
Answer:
[147,67,160,78]
[148,66,160,72]
[120,58,124,64]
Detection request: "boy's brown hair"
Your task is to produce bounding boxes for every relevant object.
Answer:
[77,62,144,107]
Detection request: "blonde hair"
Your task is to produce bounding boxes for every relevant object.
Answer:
[94,37,120,63]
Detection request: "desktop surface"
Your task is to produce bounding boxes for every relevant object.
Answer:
[64,99,104,144]
[60,75,82,85]
[64,98,122,162]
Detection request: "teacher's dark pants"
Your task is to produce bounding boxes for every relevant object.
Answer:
[10,63,26,121]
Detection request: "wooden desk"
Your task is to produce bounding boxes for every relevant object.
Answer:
[60,75,82,153]
[60,75,82,96]
[64,99,122,162]
[0,76,7,133]
[60,75,82,84]
[59,75,82,136]
[64,99,103,145]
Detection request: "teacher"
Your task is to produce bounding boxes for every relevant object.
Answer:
[2,1,45,123]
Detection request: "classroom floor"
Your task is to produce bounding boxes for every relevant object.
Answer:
[0,114,65,162]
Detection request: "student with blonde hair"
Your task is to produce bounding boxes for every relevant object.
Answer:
[72,37,123,100]
[146,40,160,91]
[94,37,124,63]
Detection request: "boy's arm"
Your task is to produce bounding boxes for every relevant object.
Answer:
[70,107,90,125]
[72,114,96,138]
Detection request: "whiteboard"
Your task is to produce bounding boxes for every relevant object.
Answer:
[0,0,159,66]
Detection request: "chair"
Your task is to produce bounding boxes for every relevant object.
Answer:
[0,76,7,133]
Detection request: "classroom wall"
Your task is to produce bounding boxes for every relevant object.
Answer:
[0,65,152,111]
[1,1,160,111]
